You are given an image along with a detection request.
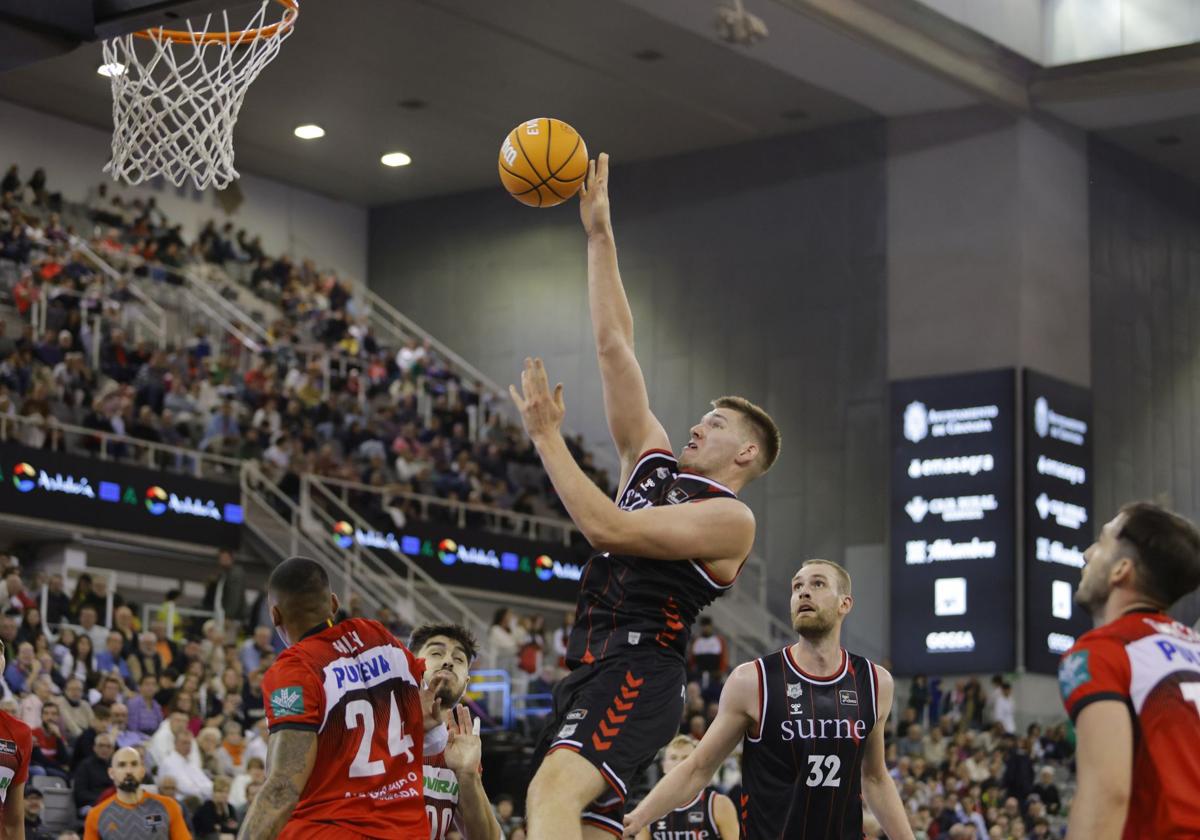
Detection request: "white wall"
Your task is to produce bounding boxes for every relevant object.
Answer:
[0,99,367,281]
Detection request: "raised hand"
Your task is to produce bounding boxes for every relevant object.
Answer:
[579,152,612,237]
[509,357,565,443]
[442,704,482,778]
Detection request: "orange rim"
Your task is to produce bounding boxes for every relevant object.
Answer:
[133,0,297,44]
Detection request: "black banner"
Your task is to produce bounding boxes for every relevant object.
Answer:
[1023,370,1093,674]
[328,517,586,602]
[0,443,242,547]
[890,369,1016,674]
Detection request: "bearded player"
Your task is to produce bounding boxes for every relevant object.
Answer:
[410,623,502,840]
[1060,502,1200,840]
[623,561,913,840]
[238,557,439,840]
[634,736,737,840]
[511,153,781,840]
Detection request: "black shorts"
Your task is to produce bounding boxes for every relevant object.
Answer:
[532,652,686,837]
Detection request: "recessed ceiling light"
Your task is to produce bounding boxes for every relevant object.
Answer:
[1156,135,1181,147]
[633,49,664,62]
[293,124,325,140]
[398,99,428,110]
[381,152,412,167]
[97,63,126,78]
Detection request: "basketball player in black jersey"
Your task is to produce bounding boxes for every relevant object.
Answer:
[622,560,914,840]
[510,153,781,840]
[635,736,737,840]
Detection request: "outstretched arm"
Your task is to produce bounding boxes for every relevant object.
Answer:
[511,358,753,562]
[860,667,915,840]
[580,153,670,483]
[622,662,759,838]
[236,728,317,840]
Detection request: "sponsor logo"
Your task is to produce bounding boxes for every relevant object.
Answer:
[0,740,15,756]
[1051,580,1073,620]
[627,631,641,646]
[667,487,689,505]
[904,401,928,443]
[142,815,165,828]
[1036,538,1085,568]
[786,682,802,699]
[906,494,997,524]
[557,724,577,739]
[689,811,704,824]
[905,401,999,442]
[332,521,355,549]
[1143,618,1200,643]
[1058,651,1090,699]
[905,538,996,565]
[656,467,670,480]
[145,486,168,514]
[790,703,804,717]
[566,709,588,722]
[907,454,994,479]
[934,577,967,616]
[780,716,869,741]
[1037,455,1086,486]
[11,463,35,492]
[535,555,554,581]
[269,686,305,717]
[839,690,858,706]
[925,631,975,653]
[438,538,459,565]
[639,478,656,491]
[1035,494,1088,529]
[1033,396,1087,445]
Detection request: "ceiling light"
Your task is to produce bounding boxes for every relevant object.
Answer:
[1156,135,1181,147]
[97,63,126,78]
[293,124,325,140]
[633,49,664,62]
[381,152,412,167]
[397,99,428,110]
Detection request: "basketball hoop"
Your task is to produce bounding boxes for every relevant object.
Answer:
[101,0,298,190]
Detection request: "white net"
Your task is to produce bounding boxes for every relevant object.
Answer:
[101,1,298,190]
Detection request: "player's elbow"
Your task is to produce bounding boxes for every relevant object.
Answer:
[594,331,634,360]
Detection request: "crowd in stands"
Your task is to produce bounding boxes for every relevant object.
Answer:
[0,164,612,537]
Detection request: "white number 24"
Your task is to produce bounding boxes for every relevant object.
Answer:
[345,691,415,778]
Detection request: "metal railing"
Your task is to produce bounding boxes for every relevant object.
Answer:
[310,474,578,546]
[300,474,491,646]
[0,412,241,480]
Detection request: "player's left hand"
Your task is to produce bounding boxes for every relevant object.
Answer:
[510,357,565,443]
[621,810,648,839]
[443,704,483,778]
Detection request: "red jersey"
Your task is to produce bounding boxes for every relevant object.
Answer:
[1059,611,1200,840]
[0,710,32,818]
[262,618,427,839]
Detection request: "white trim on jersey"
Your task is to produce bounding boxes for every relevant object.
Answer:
[689,559,737,590]
[550,738,584,751]
[784,647,850,686]
[706,789,719,829]
[747,658,768,743]
[617,450,678,502]
[868,660,879,718]
[676,791,704,812]
[677,471,737,497]
[318,643,420,731]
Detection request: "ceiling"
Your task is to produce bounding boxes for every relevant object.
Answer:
[1,0,1199,204]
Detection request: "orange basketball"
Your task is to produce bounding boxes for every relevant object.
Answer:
[498,118,588,208]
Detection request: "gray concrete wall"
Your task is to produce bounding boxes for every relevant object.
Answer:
[369,122,889,626]
[1089,139,1200,626]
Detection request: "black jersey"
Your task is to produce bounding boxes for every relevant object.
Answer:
[740,647,880,840]
[649,788,723,840]
[566,449,744,667]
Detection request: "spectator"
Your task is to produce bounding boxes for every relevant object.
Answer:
[127,631,164,685]
[94,631,132,686]
[109,702,144,750]
[43,574,71,626]
[70,704,110,769]
[150,710,196,770]
[6,641,41,694]
[92,675,123,712]
[159,729,213,800]
[54,677,94,741]
[204,548,246,631]
[193,774,240,838]
[993,682,1015,735]
[1032,766,1061,815]
[76,605,109,650]
[3,568,36,612]
[494,794,520,837]
[0,615,16,662]
[898,723,925,759]
[229,755,264,810]
[20,674,53,729]
[73,731,115,814]
[126,672,163,735]
[688,616,728,700]
[30,701,70,780]
[61,633,98,689]
[238,625,274,675]
[22,787,54,840]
